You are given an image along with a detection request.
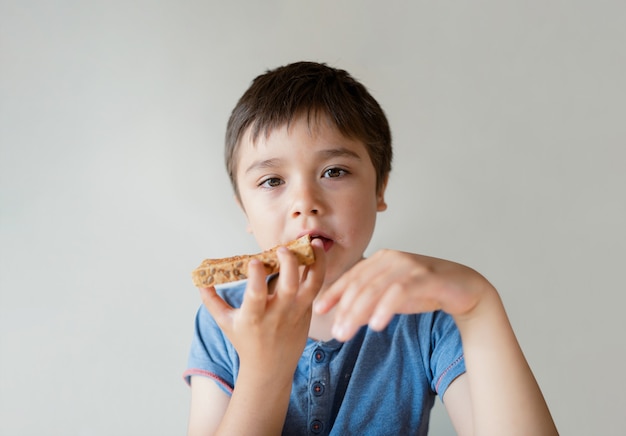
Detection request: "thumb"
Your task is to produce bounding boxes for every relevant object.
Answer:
[199,286,234,329]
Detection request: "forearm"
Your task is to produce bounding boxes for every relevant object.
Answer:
[454,288,558,435]
[215,366,293,436]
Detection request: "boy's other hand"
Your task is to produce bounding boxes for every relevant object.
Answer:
[314,249,494,342]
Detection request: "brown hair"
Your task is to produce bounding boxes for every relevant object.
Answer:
[225,61,392,198]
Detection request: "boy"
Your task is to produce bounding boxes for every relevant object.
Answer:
[184,61,558,435]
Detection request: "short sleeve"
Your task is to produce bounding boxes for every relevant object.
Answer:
[423,311,466,399]
[183,303,241,395]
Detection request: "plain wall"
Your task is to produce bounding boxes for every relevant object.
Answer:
[1,1,625,435]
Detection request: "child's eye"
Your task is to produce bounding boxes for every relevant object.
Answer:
[323,167,348,178]
[259,177,283,188]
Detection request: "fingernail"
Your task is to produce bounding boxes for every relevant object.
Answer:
[332,323,346,340]
[313,300,325,313]
[369,315,384,331]
[311,238,324,248]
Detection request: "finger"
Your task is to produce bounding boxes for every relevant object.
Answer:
[300,238,326,303]
[367,282,406,331]
[240,259,270,319]
[275,246,299,298]
[326,275,375,341]
[313,284,341,314]
[332,275,401,341]
[329,256,414,340]
[314,262,360,314]
[335,280,387,334]
[330,250,419,317]
[369,275,443,330]
[199,286,234,327]
[330,259,392,320]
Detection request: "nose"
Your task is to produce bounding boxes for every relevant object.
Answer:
[290,180,324,218]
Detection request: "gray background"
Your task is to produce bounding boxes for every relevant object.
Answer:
[1,1,625,435]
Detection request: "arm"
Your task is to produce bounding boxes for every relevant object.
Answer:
[187,376,230,436]
[442,374,473,435]
[188,240,326,435]
[314,249,557,435]
[447,286,557,435]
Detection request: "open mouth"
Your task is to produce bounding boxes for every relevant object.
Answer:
[310,235,334,252]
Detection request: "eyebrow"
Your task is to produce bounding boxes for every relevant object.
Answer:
[317,147,362,161]
[244,158,282,174]
[244,147,362,174]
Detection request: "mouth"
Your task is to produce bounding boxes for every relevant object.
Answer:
[305,233,334,252]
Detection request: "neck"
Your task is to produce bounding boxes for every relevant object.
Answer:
[308,306,337,342]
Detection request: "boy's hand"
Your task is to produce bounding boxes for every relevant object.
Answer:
[199,238,326,377]
[314,249,494,342]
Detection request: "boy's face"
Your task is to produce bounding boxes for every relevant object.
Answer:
[235,115,387,288]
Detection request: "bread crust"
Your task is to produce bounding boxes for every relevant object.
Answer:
[191,235,315,287]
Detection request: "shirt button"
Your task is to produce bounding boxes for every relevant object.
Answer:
[314,349,325,363]
[310,419,324,434]
[311,381,325,396]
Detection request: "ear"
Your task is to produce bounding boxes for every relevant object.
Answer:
[234,195,253,234]
[376,175,389,212]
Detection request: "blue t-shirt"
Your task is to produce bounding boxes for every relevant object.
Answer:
[184,281,465,435]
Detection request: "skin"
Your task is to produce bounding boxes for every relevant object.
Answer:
[187,115,558,436]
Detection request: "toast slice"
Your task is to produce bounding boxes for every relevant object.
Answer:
[191,235,315,287]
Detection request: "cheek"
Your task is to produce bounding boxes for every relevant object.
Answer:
[241,197,286,247]
[347,189,379,215]
[342,195,379,235]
